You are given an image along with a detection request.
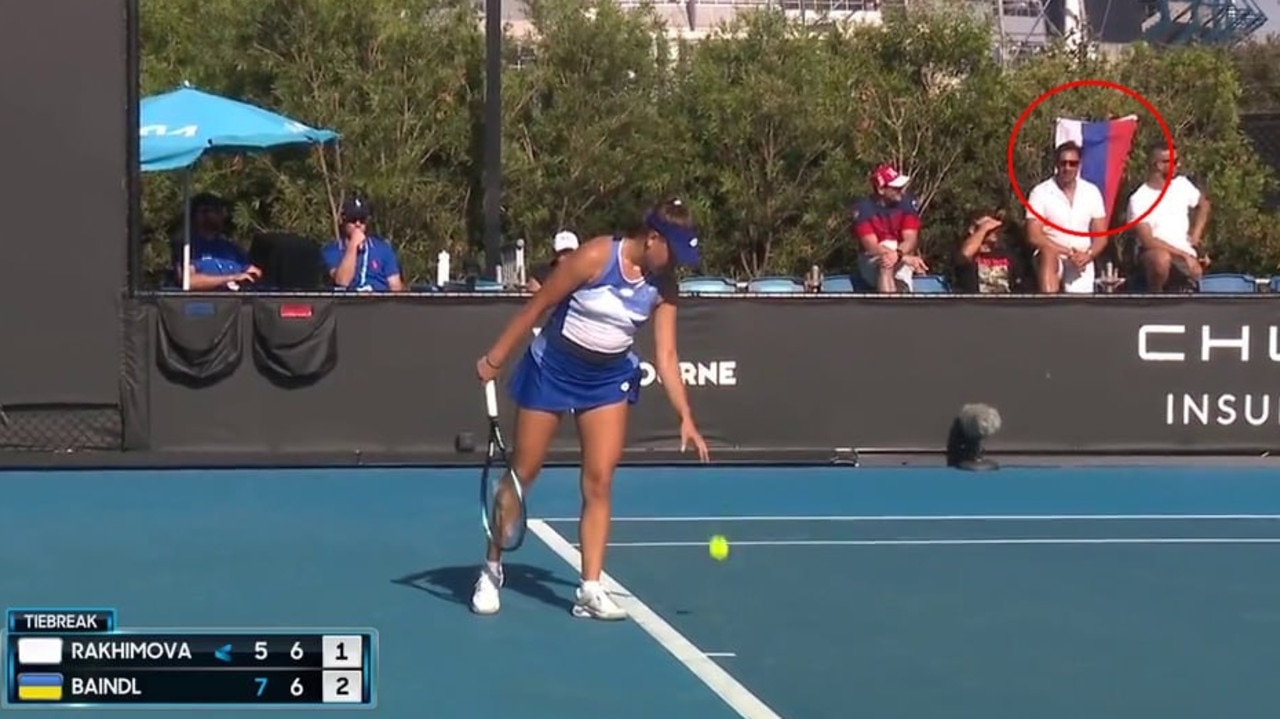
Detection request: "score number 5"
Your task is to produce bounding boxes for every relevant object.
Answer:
[254,641,306,661]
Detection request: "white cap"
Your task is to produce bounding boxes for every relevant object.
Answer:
[553,231,579,253]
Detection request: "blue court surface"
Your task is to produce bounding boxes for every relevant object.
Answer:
[5,464,1280,718]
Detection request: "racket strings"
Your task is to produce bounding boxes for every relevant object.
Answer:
[487,469,525,548]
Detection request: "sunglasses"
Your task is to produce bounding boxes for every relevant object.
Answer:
[1058,160,1080,168]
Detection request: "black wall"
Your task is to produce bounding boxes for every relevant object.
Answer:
[121,294,1280,463]
[0,0,133,405]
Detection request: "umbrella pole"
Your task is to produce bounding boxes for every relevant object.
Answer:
[182,171,192,291]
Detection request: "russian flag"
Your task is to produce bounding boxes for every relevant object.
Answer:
[1054,115,1139,220]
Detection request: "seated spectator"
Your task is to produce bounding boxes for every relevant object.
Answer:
[852,164,928,293]
[322,197,405,292]
[952,210,1033,293]
[172,192,261,291]
[1024,141,1108,294]
[1125,143,1211,292]
[526,231,579,292]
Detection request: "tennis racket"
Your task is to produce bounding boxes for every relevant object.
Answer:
[480,379,527,551]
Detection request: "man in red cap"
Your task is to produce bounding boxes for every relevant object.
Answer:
[850,164,928,292]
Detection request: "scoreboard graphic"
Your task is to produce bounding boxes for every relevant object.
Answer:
[2,609,377,709]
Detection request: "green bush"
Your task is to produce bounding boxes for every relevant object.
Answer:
[139,0,1279,285]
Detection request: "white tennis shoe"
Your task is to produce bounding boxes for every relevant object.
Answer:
[470,565,502,615]
[572,582,627,621]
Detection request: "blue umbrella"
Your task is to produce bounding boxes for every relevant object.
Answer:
[140,84,339,289]
[140,84,338,172]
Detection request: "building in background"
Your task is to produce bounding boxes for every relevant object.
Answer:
[482,0,1268,56]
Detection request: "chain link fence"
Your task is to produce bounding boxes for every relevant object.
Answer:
[0,404,123,452]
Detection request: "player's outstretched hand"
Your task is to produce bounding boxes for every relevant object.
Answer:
[680,418,710,463]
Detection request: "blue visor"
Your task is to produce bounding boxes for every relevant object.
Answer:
[647,213,700,266]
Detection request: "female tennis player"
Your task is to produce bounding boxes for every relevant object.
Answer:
[471,197,711,619]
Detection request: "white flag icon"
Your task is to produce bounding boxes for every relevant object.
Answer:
[17,638,63,665]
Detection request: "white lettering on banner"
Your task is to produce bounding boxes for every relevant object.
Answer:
[1165,393,1280,426]
[639,361,737,388]
[528,328,736,389]
[1137,324,1280,362]
[1140,325,1280,427]
[139,124,199,138]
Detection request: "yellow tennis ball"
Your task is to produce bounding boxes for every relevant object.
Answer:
[708,534,730,561]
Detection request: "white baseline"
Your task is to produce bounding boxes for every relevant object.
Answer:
[598,537,1280,548]
[539,513,1280,523]
[527,519,783,719]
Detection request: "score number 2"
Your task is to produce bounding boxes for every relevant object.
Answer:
[254,640,306,661]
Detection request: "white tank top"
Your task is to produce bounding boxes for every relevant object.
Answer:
[544,239,662,355]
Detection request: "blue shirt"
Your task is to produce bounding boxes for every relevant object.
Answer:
[175,235,251,280]
[544,238,662,356]
[321,236,401,292]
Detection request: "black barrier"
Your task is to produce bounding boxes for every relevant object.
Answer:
[0,0,134,451]
[104,293,1280,463]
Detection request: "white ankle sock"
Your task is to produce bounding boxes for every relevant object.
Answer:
[581,579,601,593]
[486,560,502,576]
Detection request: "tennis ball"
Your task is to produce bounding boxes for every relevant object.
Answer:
[708,534,730,561]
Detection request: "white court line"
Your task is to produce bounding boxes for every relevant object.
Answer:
[539,514,1280,523]
[599,537,1280,548]
[705,652,737,658]
[527,519,783,719]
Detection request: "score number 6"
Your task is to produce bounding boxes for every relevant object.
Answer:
[254,641,306,661]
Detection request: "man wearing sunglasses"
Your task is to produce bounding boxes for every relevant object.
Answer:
[1024,141,1109,293]
[174,193,261,291]
[322,197,405,293]
[1125,143,1211,292]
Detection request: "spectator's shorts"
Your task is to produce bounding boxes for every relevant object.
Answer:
[509,333,642,413]
[857,241,915,292]
[1035,247,1096,294]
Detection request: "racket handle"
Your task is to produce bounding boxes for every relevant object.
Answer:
[484,379,498,419]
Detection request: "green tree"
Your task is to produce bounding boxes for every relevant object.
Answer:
[139,0,481,285]
[672,9,865,276]
[136,0,1280,285]
[499,0,681,264]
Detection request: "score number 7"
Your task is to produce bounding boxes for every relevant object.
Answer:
[254,641,306,661]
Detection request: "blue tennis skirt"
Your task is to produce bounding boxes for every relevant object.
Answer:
[508,334,642,413]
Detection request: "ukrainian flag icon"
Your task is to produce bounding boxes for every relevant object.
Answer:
[17,673,64,701]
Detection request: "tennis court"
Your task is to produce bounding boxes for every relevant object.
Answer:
[4,463,1280,718]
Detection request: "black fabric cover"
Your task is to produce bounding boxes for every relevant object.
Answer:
[251,299,338,387]
[120,299,152,450]
[154,297,243,387]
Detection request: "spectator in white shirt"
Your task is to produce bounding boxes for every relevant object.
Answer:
[1024,141,1109,293]
[526,231,579,293]
[1125,143,1211,292]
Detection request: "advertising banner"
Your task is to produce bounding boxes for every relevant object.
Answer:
[131,295,1280,460]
